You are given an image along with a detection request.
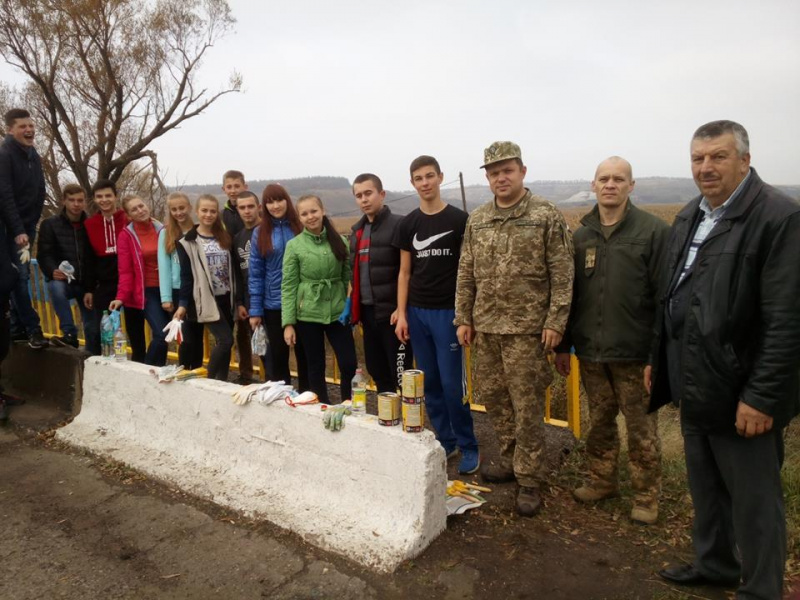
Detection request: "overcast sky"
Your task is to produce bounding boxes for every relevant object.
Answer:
[4,0,799,191]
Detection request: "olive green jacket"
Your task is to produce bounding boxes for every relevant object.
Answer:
[455,189,574,334]
[557,200,669,362]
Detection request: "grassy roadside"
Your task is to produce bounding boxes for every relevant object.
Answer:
[551,372,800,582]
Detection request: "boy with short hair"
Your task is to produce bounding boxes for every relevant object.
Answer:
[350,173,411,393]
[82,179,128,355]
[37,184,97,349]
[394,156,479,474]
[232,190,260,382]
[221,169,247,237]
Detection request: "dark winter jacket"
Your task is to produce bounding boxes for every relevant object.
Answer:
[649,169,800,431]
[557,201,669,362]
[248,219,298,315]
[0,134,46,238]
[348,206,404,323]
[222,200,244,238]
[232,225,256,309]
[37,209,89,283]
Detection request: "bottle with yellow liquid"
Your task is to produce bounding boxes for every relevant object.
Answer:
[351,368,367,414]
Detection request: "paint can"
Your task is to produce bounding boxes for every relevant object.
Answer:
[402,369,424,399]
[378,392,401,426]
[402,396,425,433]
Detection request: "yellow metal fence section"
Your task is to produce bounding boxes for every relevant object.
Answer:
[29,260,581,437]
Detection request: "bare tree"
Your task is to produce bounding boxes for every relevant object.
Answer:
[0,0,241,210]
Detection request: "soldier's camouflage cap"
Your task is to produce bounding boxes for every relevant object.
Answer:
[481,141,522,169]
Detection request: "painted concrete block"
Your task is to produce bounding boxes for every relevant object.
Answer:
[57,358,447,571]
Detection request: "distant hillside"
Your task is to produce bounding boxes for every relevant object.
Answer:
[171,175,800,218]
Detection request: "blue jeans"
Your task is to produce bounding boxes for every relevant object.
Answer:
[47,279,97,343]
[407,306,478,453]
[9,227,41,335]
[123,287,169,366]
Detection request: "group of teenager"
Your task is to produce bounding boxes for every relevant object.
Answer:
[3,106,800,599]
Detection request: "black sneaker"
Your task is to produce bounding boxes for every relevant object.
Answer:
[0,400,8,424]
[28,330,49,350]
[11,331,27,343]
[51,333,79,348]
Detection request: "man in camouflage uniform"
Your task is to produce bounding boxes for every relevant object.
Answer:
[455,141,574,516]
[555,156,668,525]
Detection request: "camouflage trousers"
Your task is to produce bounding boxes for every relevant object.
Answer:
[579,361,661,507]
[473,332,552,488]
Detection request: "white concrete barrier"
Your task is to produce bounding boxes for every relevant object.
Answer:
[57,358,447,571]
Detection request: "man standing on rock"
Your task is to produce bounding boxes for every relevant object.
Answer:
[555,156,668,525]
[649,120,800,598]
[455,141,574,516]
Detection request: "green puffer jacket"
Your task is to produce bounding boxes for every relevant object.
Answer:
[281,227,351,326]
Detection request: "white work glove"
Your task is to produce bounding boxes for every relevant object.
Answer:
[232,383,263,405]
[18,243,30,264]
[162,320,183,344]
[58,261,76,283]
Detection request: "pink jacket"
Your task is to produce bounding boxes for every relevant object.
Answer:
[116,220,164,310]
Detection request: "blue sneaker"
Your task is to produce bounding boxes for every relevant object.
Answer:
[444,446,459,460]
[458,449,481,475]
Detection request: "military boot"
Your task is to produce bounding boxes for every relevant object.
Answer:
[480,461,515,484]
[572,483,619,503]
[516,487,542,517]
[630,501,659,525]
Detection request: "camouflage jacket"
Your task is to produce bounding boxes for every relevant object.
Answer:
[455,189,574,334]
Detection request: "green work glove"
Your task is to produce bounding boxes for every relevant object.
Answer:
[323,405,351,432]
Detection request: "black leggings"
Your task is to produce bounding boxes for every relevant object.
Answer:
[295,320,357,404]
[263,309,309,390]
[205,295,234,381]
[173,290,204,369]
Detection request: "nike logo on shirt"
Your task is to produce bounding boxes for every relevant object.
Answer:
[412,231,453,251]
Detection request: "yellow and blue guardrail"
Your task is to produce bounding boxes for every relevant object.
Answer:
[28,259,581,436]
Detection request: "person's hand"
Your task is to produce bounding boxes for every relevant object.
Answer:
[643,365,652,394]
[555,353,571,377]
[456,325,475,347]
[52,269,68,281]
[249,316,262,330]
[541,328,562,351]
[83,293,93,310]
[173,306,187,321]
[162,302,174,313]
[109,299,123,311]
[389,308,399,326]
[14,233,28,248]
[735,401,774,438]
[237,305,249,320]
[284,324,296,347]
[337,298,352,326]
[395,314,409,343]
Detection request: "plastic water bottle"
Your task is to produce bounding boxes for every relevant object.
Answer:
[113,328,128,361]
[351,368,367,414]
[100,310,114,358]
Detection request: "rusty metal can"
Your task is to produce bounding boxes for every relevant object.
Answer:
[402,369,424,399]
[402,397,425,433]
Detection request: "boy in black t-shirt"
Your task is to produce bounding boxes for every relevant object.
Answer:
[394,155,479,474]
